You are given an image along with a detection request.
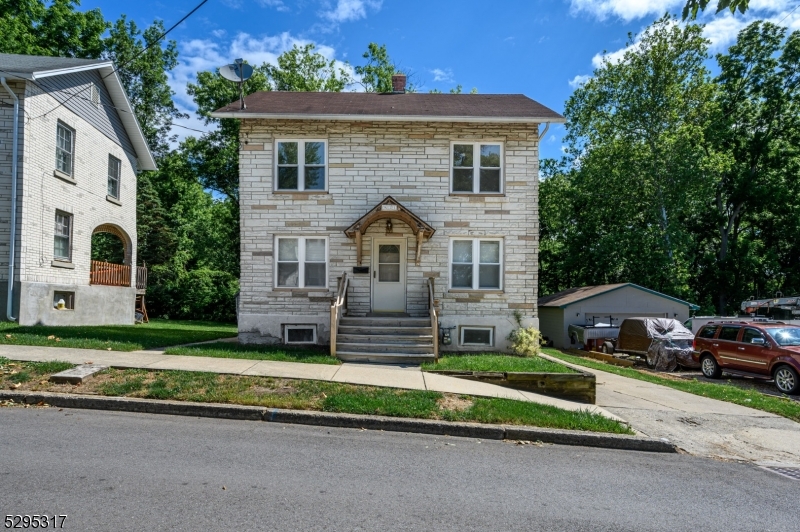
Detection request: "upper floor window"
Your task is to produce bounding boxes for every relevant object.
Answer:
[275,236,328,288]
[54,210,72,261]
[276,140,327,192]
[108,155,121,199]
[450,238,502,290]
[451,142,502,194]
[56,122,75,176]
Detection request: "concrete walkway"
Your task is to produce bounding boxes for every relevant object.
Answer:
[541,353,800,466]
[0,344,612,418]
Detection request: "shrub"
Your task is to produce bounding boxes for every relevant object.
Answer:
[507,326,543,357]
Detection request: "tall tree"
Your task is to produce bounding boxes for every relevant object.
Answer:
[560,15,714,298]
[267,43,351,92]
[354,43,397,93]
[0,0,107,58]
[698,21,800,311]
[103,17,186,158]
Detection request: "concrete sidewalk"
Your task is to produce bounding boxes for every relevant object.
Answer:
[0,344,613,418]
[541,353,800,465]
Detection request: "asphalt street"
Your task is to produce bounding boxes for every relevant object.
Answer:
[0,407,797,531]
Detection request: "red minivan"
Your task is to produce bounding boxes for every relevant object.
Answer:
[692,321,800,395]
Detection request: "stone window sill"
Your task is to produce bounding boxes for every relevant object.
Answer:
[53,170,76,185]
[448,289,504,294]
[51,260,75,269]
[448,193,505,198]
[272,288,331,292]
[272,191,330,196]
[106,195,122,206]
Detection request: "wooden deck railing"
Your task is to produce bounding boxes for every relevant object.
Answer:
[136,266,148,290]
[428,277,439,363]
[90,260,131,287]
[330,272,349,357]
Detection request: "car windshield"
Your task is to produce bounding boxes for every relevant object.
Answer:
[766,328,800,347]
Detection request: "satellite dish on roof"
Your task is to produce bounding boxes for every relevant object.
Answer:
[218,58,252,110]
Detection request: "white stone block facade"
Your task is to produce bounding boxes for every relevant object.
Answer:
[1,78,138,325]
[238,119,540,351]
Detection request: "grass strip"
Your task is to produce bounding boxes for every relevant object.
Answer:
[543,348,800,423]
[0,358,631,434]
[164,342,340,365]
[0,319,237,351]
[422,353,575,373]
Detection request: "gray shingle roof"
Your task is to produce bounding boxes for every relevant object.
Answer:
[212,92,564,122]
[0,53,109,77]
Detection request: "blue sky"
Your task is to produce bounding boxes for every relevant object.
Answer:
[87,0,800,159]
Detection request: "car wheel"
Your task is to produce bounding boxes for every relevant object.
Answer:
[774,365,800,395]
[700,354,722,379]
[603,341,615,355]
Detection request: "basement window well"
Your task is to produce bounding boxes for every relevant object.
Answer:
[53,291,75,310]
[460,327,493,347]
[284,325,317,344]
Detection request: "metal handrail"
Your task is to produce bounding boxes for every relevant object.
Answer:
[428,277,439,362]
[330,271,349,356]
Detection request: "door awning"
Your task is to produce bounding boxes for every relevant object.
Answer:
[344,196,435,266]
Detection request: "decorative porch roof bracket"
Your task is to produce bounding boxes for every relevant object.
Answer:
[344,196,435,266]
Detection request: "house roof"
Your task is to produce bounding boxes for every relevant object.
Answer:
[0,53,156,171]
[538,283,700,310]
[210,92,565,124]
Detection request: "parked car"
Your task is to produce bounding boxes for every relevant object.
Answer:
[616,317,697,371]
[692,321,800,395]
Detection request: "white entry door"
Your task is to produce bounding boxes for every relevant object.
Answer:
[371,238,406,313]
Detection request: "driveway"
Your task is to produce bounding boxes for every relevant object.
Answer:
[542,354,800,465]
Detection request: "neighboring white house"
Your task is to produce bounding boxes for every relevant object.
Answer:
[538,283,700,349]
[211,75,564,363]
[0,53,156,326]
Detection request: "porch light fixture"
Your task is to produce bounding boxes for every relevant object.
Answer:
[386,219,393,233]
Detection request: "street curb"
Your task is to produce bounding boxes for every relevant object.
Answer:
[0,391,678,453]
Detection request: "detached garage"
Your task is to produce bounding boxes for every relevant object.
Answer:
[538,284,699,349]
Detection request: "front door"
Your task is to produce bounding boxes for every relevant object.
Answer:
[371,238,406,313]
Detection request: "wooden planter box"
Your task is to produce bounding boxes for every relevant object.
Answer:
[427,369,596,404]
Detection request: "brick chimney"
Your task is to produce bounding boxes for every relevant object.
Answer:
[391,74,406,93]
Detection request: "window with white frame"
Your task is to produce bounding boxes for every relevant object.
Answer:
[276,140,327,191]
[54,211,73,261]
[56,122,75,176]
[284,325,317,344]
[451,142,502,193]
[275,237,328,288]
[450,238,502,290]
[108,155,121,199]
[460,327,494,346]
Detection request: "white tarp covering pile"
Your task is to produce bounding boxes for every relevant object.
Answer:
[618,318,697,371]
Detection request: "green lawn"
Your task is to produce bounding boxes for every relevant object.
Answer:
[0,358,631,434]
[0,319,237,351]
[164,342,340,365]
[543,348,800,423]
[422,353,575,373]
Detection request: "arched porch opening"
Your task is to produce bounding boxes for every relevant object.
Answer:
[90,224,133,287]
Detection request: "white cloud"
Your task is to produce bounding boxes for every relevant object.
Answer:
[430,68,454,83]
[568,74,591,88]
[321,0,382,23]
[257,0,289,11]
[569,0,682,22]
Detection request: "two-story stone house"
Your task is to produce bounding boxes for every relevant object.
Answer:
[212,75,563,362]
[1,54,156,326]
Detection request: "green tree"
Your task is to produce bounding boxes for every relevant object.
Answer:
[560,15,713,298]
[355,43,397,93]
[103,17,186,158]
[683,0,750,20]
[697,21,800,311]
[0,0,107,58]
[267,43,351,92]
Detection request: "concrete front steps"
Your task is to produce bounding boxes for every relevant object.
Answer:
[335,316,435,364]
